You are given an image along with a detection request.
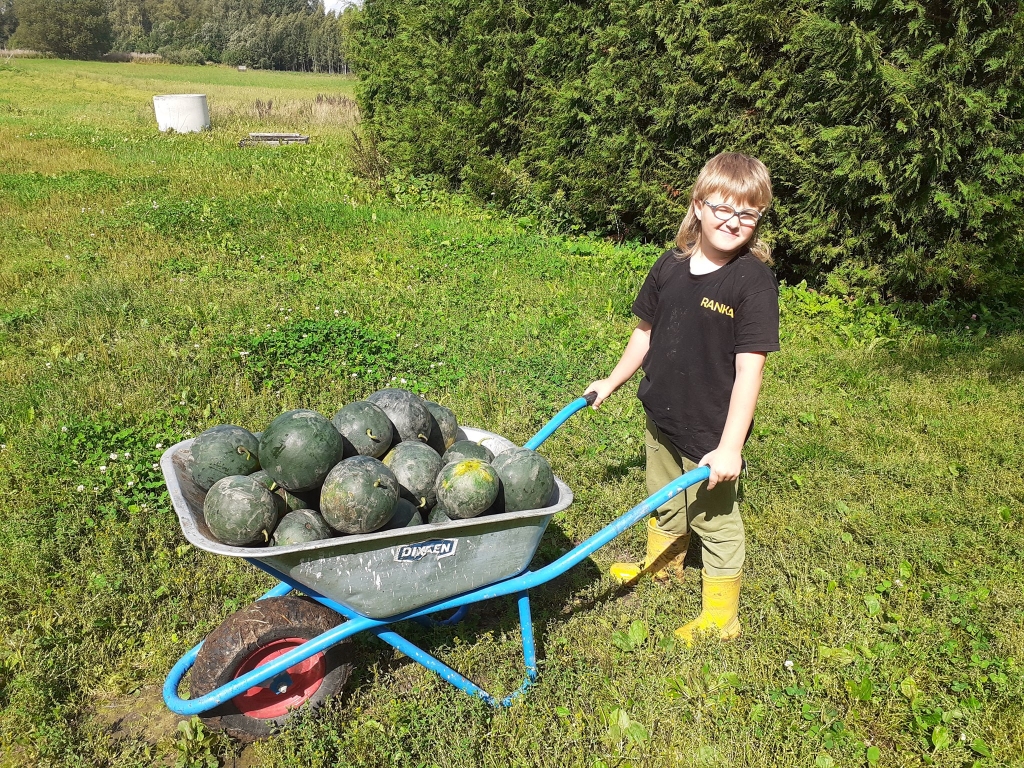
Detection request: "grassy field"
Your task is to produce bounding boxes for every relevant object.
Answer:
[1,59,1022,768]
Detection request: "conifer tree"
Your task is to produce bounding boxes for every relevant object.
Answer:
[354,0,1024,301]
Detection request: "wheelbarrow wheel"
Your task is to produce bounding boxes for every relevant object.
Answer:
[189,596,351,742]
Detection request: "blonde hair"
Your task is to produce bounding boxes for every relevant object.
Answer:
[674,152,773,264]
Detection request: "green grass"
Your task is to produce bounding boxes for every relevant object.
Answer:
[1,59,1022,768]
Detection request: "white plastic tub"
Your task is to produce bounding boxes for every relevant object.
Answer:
[152,94,210,133]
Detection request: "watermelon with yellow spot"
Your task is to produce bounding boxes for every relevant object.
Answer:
[435,459,499,519]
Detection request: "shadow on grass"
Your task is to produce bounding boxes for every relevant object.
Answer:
[600,450,644,482]
[872,333,1024,382]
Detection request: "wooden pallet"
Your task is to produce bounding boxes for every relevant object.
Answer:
[238,132,309,147]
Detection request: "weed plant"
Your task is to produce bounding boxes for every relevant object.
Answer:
[0,61,1022,768]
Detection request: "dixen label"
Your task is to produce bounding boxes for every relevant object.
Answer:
[394,539,458,563]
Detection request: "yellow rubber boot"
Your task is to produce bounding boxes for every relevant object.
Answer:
[609,518,690,584]
[675,570,742,645]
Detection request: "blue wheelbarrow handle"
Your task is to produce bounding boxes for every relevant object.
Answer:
[392,464,712,614]
[524,392,597,450]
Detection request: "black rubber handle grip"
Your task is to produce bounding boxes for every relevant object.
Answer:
[583,391,598,406]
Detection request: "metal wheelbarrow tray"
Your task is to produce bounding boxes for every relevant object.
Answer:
[162,396,711,728]
[163,427,573,619]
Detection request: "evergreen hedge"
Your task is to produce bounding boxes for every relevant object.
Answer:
[354,0,1024,302]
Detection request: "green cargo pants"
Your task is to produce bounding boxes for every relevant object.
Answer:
[645,416,744,576]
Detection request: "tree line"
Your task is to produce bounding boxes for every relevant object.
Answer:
[1,0,359,73]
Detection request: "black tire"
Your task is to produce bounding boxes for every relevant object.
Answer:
[190,596,351,741]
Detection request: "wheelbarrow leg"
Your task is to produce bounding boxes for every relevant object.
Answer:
[518,591,538,684]
[370,628,500,707]
[499,591,538,707]
[374,593,538,710]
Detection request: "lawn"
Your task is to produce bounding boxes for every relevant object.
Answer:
[0,59,1022,768]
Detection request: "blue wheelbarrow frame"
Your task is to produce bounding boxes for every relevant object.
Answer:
[163,395,710,714]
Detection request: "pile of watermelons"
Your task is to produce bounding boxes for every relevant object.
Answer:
[190,388,556,548]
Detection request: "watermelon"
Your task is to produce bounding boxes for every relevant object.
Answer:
[367,388,431,445]
[320,456,399,534]
[381,498,424,530]
[270,509,333,547]
[258,409,344,492]
[442,440,494,465]
[203,475,279,546]
[427,504,452,525]
[424,401,458,453]
[191,425,260,490]
[250,469,309,516]
[435,460,500,519]
[383,441,443,510]
[491,448,556,513]
[332,400,393,459]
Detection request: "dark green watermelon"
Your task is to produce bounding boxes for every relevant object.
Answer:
[250,469,309,516]
[320,456,399,534]
[203,475,279,546]
[442,440,494,465]
[383,441,443,510]
[427,504,452,525]
[367,388,431,445]
[332,400,393,459]
[491,448,556,513]
[435,459,500,519]
[381,498,423,530]
[258,409,345,492]
[191,425,260,490]
[424,400,458,454]
[270,509,333,547]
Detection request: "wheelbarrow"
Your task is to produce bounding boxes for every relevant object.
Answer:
[161,394,711,739]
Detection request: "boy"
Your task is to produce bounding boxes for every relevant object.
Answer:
[586,152,779,643]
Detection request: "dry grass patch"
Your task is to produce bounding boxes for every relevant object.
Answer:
[208,93,359,133]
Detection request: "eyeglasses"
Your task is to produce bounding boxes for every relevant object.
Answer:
[702,200,762,228]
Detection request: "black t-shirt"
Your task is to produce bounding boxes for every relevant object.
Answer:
[632,249,780,462]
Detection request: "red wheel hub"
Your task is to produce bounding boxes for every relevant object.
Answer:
[231,637,326,719]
